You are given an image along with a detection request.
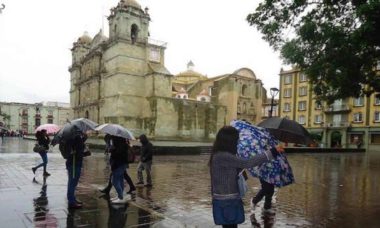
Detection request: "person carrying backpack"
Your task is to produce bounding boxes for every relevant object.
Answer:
[65,131,87,209]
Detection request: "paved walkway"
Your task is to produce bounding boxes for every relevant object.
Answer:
[0,137,380,227]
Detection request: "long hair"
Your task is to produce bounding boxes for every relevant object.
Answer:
[208,126,239,167]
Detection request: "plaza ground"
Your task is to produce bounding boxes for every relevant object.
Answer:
[0,137,379,227]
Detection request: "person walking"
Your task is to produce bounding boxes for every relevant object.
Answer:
[136,134,153,187]
[209,126,279,228]
[109,136,129,204]
[32,129,51,176]
[66,131,87,209]
[99,138,136,195]
[251,180,276,215]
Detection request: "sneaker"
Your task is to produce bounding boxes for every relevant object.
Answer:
[110,196,119,201]
[32,167,36,175]
[136,182,144,185]
[123,194,131,200]
[43,172,51,176]
[111,198,126,204]
[75,199,83,205]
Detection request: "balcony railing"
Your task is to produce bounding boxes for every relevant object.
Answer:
[324,104,351,113]
[325,122,350,128]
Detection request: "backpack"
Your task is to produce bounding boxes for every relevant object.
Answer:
[59,142,72,159]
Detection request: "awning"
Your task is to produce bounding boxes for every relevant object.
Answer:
[369,131,380,135]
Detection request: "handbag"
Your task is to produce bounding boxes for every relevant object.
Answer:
[33,144,46,153]
[212,198,245,225]
[238,171,248,198]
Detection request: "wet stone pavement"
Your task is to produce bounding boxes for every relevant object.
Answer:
[0,138,380,228]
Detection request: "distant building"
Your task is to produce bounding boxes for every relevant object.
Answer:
[0,101,72,134]
[279,67,380,149]
[261,98,279,119]
[69,0,269,140]
[172,61,267,124]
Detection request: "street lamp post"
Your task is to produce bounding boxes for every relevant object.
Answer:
[269,87,279,118]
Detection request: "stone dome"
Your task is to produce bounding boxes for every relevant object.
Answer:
[77,31,92,45]
[120,0,141,9]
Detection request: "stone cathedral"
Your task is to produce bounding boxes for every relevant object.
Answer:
[69,0,267,140]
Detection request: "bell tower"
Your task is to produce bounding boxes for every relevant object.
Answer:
[108,0,150,44]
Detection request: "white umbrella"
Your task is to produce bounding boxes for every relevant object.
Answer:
[95,123,135,140]
[70,118,98,132]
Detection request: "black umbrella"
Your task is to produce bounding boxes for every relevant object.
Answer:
[51,118,98,146]
[258,117,313,145]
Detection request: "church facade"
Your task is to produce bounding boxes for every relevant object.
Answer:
[70,0,267,140]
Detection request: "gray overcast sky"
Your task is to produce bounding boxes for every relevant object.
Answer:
[0,0,285,104]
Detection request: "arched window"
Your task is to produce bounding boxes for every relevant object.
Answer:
[131,24,138,44]
[243,103,247,113]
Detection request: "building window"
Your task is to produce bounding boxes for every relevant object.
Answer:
[375,94,380,105]
[298,115,306,125]
[299,87,307,96]
[353,112,363,122]
[315,101,322,110]
[374,111,380,122]
[243,103,247,114]
[284,75,292,84]
[350,134,363,144]
[241,85,247,96]
[298,101,307,111]
[299,73,307,82]
[284,88,292,98]
[353,96,364,106]
[284,103,291,112]
[314,114,323,124]
[149,47,160,62]
[208,87,213,96]
[131,24,138,44]
[237,103,241,114]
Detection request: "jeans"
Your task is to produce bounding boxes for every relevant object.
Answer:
[66,164,82,204]
[112,165,126,199]
[252,179,275,210]
[105,169,136,192]
[35,151,48,173]
[137,161,152,185]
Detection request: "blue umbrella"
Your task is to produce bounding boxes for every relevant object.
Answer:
[231,120,295,188]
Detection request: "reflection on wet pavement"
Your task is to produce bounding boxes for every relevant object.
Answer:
[0,137,380,227]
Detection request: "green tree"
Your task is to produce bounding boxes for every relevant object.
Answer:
[247,0,380,103]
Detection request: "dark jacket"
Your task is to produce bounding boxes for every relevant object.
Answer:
[139,135,153,162]
[36,134,50,150]
[66,133,86,167]
[110,136,128,171]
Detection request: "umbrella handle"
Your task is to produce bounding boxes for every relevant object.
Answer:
[73,156,75,179]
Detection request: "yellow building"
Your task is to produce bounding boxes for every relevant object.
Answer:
[172,61,267,124]
[279,67,380,150]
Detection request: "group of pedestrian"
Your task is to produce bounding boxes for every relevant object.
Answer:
[98,134,153,204]
[32,120,290,226]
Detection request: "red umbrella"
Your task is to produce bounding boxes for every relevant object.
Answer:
[35,124,60,134]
